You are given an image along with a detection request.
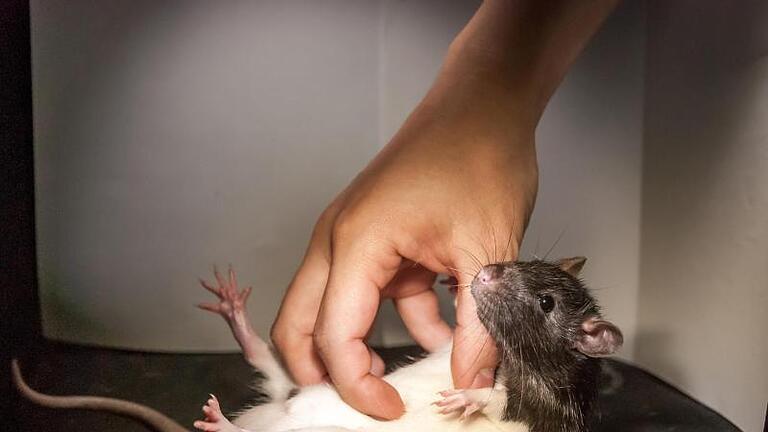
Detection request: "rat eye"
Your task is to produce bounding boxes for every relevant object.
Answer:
[538,295,555,313]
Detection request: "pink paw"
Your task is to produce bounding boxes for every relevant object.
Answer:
[433,389,484,420]
[193,394,239,432]
[197,265,252,323]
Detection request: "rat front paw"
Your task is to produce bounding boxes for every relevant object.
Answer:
[197,265,252,324]
[193,394,241,432]
[433,389,486,420]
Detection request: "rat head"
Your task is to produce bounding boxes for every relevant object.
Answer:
[470,258,622,366]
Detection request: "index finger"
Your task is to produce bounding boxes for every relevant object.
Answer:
[314,241,405,420]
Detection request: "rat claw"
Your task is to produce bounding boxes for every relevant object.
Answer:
[196,393,238,432]
[213,265,228,289]
[460,404,480,420]
[242,286,252,301]
[228,265,237,286]
[197,303,219,313]
[208,398,220,410]
[200,278,221,297]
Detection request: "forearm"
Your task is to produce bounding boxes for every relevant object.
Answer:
[423,0,620,130]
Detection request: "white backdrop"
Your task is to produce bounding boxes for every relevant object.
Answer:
[32,0,644,358]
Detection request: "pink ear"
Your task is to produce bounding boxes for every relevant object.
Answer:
[575,316,623,357]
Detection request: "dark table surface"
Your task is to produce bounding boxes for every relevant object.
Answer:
[11,341,740,432]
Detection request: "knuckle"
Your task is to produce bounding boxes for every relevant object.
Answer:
[315,204,337,228]
[331,210,357,243]
[311,327,332,357]
[312,202,342,239]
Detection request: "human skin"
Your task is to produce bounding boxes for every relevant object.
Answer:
[270,0,620,420]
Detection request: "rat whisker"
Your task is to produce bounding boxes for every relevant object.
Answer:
[446,266,476,278]
[502,212,518,263]
[543,227,567,261]
[491,223,498,264]
[452,319,490,347]
[467,226,492,267]
[517,343,524,418]
[456,332,492,383]
[457,246,484,273]
[475,206,495,266]
[480,240,491,267]
[443,283,472,289]
[534,233,541,260]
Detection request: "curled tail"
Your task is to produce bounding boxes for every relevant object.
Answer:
[12,359,189,432]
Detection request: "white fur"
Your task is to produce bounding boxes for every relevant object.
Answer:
[231,346,528,432]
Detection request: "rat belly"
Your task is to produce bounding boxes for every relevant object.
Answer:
[232,347,527,432]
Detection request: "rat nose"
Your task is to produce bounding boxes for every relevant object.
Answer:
[475,264,504,286]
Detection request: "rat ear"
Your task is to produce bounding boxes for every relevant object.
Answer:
[557,257,587,276]
[574,316,623,357]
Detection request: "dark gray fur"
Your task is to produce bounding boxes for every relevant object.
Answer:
[471,259,621,432]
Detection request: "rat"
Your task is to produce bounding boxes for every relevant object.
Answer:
[469,257,623,432]
[13,257,622,432]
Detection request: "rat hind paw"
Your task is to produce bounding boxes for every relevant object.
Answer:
[433,389,487,420]
[193,394,242,432]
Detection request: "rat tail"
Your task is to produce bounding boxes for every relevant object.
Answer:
[12,359,189,432]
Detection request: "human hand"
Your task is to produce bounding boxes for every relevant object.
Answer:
[270,100,537,419]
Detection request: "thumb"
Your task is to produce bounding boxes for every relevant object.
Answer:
[450,258,499,389]
[314,238,405,420]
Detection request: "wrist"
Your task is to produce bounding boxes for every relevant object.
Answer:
[440,39,553,129]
